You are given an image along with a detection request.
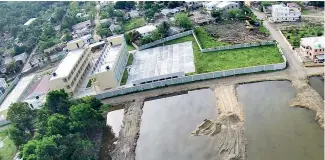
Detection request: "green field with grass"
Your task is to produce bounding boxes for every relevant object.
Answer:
[120,53,134,85]
[0,128,17,160]
[127,43,136,51]
[123,18,146,31]
[194,27,230,49]
[163,35,283,73]
[282,25,324,47]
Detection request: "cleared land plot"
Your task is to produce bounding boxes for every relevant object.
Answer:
[123,18,146,31]
[203,22,271,45]
[282,25,324,47]
[162,35,283,73]
[127,42,195,84]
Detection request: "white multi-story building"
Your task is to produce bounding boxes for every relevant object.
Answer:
[271,4,301,22]
[90,35,129,90]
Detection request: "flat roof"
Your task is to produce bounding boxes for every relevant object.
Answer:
[91,44,122,75]
[24,18,37,26]
[68,34,92,44]
[89,41,105,48]
[0,74,35,112]
[301,36,325,48]
[50,49,85,80]
[217,1,238,8]
[136,25,157,34]
[127,41,195,84]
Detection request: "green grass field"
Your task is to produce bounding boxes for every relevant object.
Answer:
[0,129,17,160]
[127,43,136,51]
[194,27,230,49]
[123,18,146,31]
[120,53,134,85]
[163,35,283,73]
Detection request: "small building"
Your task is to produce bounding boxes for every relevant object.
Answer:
[49,48,91,94]
[287,2,302,11]
[263,5,273,15]
[129,10,140,18]
[13,52,28,65]
[109,24,122,33]
[90,35,129,90]
[135,25,157,37]
[23,75,50,109]
[300,36,325,63]
[216,1,240,12]
[204,1,221,11]
[24,18,37,26]
[100,18,112,24]
[76,12,89,18]
[72,20,92,31]
[66,34,92,51]
[271,4,301,22]
[161,8,180,17]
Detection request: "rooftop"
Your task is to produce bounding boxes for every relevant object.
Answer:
[68,34,92,44]
[91,44,123,75]
[135,25,157,34]
[0,74,35,112]
[217,1,238,9]
[25,75,50,100]
[72,20,91,30]
[301,36,325,48]
[127,41,195,84]
[50,48,85,80]
[24,18,37,26]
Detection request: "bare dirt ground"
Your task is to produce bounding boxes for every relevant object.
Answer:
[204,22,272,44]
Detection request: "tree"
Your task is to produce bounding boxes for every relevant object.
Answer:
[167,1,183,9]
[227,9,242,19]
[7,102,35,135]
[174,13,192,30]
[45,90,71,114]
[125,30,141,44]
[97,27,112,38]
[63,34,73,42]
[70,139,95,160]
[157,21,170,38]
[140,36,154,45]
[69,103,103,135]
[114,1,135,10]
[6,62,20,74]
[80,96,103,111]
[211,9,222,19]
[46,114,69,135]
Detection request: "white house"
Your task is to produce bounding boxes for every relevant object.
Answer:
[271,4,301,22]
[204,1,221,11]
[129,10,139,18]
[217,1,240,11]
[135,25,157,37]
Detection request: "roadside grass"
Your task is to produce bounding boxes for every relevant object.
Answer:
[282,25,324,47]
[120,53,134,85]
[162,35,283,73]
[123,17,146,31]
[194,27,230,48]
[127,43,136,51]
[258,25,270,35]
[302,9,310,15]
[0,129,17,160]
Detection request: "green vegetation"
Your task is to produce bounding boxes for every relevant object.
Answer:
[127,43,136,51]
[0,129,17,160]
[194,27,230,49]
[174,13,193,30]
[162,35,283,73]
[86,79,93,88]
[120,53,134,85]
[282,25,324,47]
[120,69,129,85]
[123,17,146,31]
[6,90,109,159]
[301,10,310,15]
[258,25,270,35]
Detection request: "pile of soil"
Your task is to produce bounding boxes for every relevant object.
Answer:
[204,22,272,44]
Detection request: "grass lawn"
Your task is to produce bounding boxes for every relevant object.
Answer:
[302,9,310,15]
[127,43,136,51]
[282,25,324,47]
[194,27,230,49]
[123,17,146,31]
[0,129,17,160]
[86,79,93,88]
[120,53,134,85]
[162,35,283,73]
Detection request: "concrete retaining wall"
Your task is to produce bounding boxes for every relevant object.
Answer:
[95,53,287,100]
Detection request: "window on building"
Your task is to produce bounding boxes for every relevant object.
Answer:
[66,85,70,89]
[232,6,233,8]
[227,7,229,9]
[63,78,67,82]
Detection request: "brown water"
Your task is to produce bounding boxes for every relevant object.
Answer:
[237,81,324,160]
[135,89,219,160]
[309,76,324,99]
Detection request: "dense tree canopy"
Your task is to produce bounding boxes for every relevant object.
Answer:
[174,13,193,30]
[114,1,136,10]
[7,89,109,159]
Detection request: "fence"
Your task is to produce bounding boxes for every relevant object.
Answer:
[0,74,21,104]
[95,54,287,100]
[192,30,276,52]
[132,30,193,50]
